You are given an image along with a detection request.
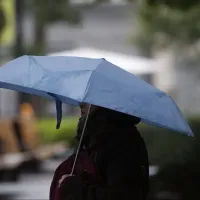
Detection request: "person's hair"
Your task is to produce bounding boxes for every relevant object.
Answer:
[76,106,141,143]
[88,106,141,128]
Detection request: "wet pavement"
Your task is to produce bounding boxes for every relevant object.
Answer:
[0,173,52,200]
[0,158,158,200]
[0,159,62,200]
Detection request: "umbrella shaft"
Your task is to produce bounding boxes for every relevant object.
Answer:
[70,104,91,175]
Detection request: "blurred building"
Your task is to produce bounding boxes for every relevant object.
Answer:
[154,51,200,115]
[175,62,200,115]
[0,89,18,118]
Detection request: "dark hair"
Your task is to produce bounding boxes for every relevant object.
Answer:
[76,106,141,143]
[88,107,141,128]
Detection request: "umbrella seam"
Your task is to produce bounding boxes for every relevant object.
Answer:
[82,59,104,102]
[29,56,46,87]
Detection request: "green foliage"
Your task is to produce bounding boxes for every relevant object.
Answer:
[0,3,5,37]
[149,117,200,200]
[37,116,199,165]
[28,0,81,55]
[37,116,200,199]
[133,1,200,55]
[139,124,195,166]
[33,0,81,24]
[37,117,78,146]
[139,116,200,199]
[26,45,46,56]
[146,0,200,10]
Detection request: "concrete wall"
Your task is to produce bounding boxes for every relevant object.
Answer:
[0,89,18,118]
[153,51,200,115]
[175,67,200,115]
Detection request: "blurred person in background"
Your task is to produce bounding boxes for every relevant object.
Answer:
[51,103,149,200]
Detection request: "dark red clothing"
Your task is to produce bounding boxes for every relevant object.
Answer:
[50,126,149,200]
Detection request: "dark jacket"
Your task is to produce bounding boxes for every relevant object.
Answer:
[85,126,149,200]
[56,127,149,200]
[54,106,149,200]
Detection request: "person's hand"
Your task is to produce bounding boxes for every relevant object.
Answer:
[59,175,86,200]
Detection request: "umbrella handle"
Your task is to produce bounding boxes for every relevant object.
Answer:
[70,104,91,175]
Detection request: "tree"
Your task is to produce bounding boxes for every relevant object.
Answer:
[27,0,81,55]
[132,0,200,58]
[0,3,5,38]
[146,0,199,10]
[0,2,5,49]
[0,2,5,62]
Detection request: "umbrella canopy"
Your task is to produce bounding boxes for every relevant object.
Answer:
[0,55,193,136]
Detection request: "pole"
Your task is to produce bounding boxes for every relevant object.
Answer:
[14,0,24,58]
[14,0,25,111]
[15,0,31,104]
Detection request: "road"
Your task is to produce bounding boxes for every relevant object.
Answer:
[0,173,52,200]
[0,157,158,200]
[0,159,61,200]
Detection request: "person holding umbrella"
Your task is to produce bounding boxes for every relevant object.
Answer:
[56,103,149,200]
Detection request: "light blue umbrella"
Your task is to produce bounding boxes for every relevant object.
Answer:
[0,55,193,136]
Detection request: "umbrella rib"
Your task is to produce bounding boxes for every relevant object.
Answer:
[82,59,104,102]
[29,56,45,87]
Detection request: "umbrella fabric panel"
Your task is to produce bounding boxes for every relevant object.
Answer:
[83,60,193,136]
